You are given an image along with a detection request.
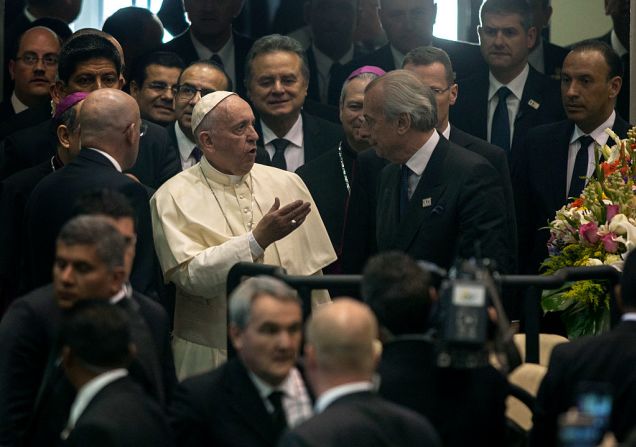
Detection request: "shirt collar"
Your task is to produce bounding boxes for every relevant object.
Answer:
[611,30,628,57]
[190,30,234,61]
[312,43,354,68]
[389,45,406,71]
[622,312,636,322]
[440,122,451,140]
[247,367,298,400]
[23,6,38,22]
[64,369,128,437]
[315,381,374,413]
[11,91,28,114]
[175,121,197,162]
[570,110,616,146]
[109,284,130,305]
[488,64,530,101]
[405,131,440,176]
[261,114,304,147]
[84,147,123,172]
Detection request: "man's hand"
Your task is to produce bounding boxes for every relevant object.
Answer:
[253,197,311,248]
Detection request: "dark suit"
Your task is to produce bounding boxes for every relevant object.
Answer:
[171,358,306,447]
[254,111,343,169]
[161,29,254,97]
[450,65,565,166]
[279,390,441,447]
[0,103,51,140]
[296,140,356,257]
[0,157,58,313]
[0,119,180,189]
[329,39,485,105]
[0,284,176,446]
[64,376,173,447]
[512,115,630,274]
[376,137,510,272]
[0,99,16,122]
[531,321,636,447]
[378,338,507,447]
[305,46,365,107]
[22,149,156,296]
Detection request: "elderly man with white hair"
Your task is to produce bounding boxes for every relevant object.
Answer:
[150,91,335,379]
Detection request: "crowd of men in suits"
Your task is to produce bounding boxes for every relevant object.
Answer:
[1,0,636,445]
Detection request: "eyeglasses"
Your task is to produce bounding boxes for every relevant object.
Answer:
[429,86,452,95]
[173,84,216,101]
[144,81,177,93]
[15,52,59,67]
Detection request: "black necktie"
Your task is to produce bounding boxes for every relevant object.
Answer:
[569,135,594,198]
[399,164,412,220]
[210,54,224,68]
[191,146,202,162]
[271,138,289,170]
[491,86,512,152]
[268,390,288,438]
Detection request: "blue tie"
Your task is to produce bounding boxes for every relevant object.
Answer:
[399,164,412,220]
[491,86,512,152]
[569,135,594,198]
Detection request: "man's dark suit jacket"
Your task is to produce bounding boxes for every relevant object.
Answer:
[64,376,173,447]
[0,284,176,446]
[530,321,636,447]
[305,46,366,107]
[512,115,630,274]
[376,137,510,271]
[279,390,441,447]
[22,149,156,296]
[254,111,343,169]
[450,65,565,167]
[296,140,356,256]
[536,40,570,80]
[171,357,305,447]
[0,99,16,122]
[330,39,485,104]
[160,29,254,97]
[0,158,55,313]
[0,103,51,140]
[0,118,180,188]
[378,338,507,447]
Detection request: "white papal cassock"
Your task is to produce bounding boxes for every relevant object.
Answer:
[150,156,336,379]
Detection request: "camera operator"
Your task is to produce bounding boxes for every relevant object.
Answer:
[361,251,508,447]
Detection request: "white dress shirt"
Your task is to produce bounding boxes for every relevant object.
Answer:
[311,44,354,103]
[403,131,440,199]
[248,367,314,427]
[565,111,615,197]
[487,64,530,146]
[190,32,237,90]
[174,122,199,170]
[84,147,122,172]
[315,381,375,414]
[261,114,305,172]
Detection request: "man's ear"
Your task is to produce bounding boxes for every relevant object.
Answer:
[57,124,71,150]
[51,81,66,105]
[396,112,411,135]
[449,83,458,107]
[229,323,243,352]
[608,75,622,99]
[129,80,140,99]
[8,60,16,81]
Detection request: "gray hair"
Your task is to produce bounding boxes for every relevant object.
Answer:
[244,34,310,89]
[57,215,126,271]
[229,276,301,329]
[366,70,437,131]
[402,46,455,84]
[339,72,382,106]
[480,0,534,31]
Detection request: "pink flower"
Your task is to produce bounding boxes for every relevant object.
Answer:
[606,204,620,222]
[579,222,599,244]
[601,233,619,253]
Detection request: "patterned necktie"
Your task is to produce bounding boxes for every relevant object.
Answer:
[191,146,202,162]
[271,138,289,170]
[569,135,594,198]
[399,164,413,220]
[268,390,288,438]
[491,86,512,152]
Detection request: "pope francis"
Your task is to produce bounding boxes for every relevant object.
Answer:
[150,91,336,379]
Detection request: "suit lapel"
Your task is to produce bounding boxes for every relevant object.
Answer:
[547,121,574,209]
[395,139,449,251]
[225,360,277,444]
[301,112,320,162]
[514,67,545,143]
[376,164,401,249]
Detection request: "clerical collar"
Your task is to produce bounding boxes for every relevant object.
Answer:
[199,155,247,186]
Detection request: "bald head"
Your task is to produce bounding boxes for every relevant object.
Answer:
[306,299,379,377]
[80,89,141,170]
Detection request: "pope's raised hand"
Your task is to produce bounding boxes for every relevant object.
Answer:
[253,197,311,248]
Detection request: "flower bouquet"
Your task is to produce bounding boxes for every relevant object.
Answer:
[541,127,636,338]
